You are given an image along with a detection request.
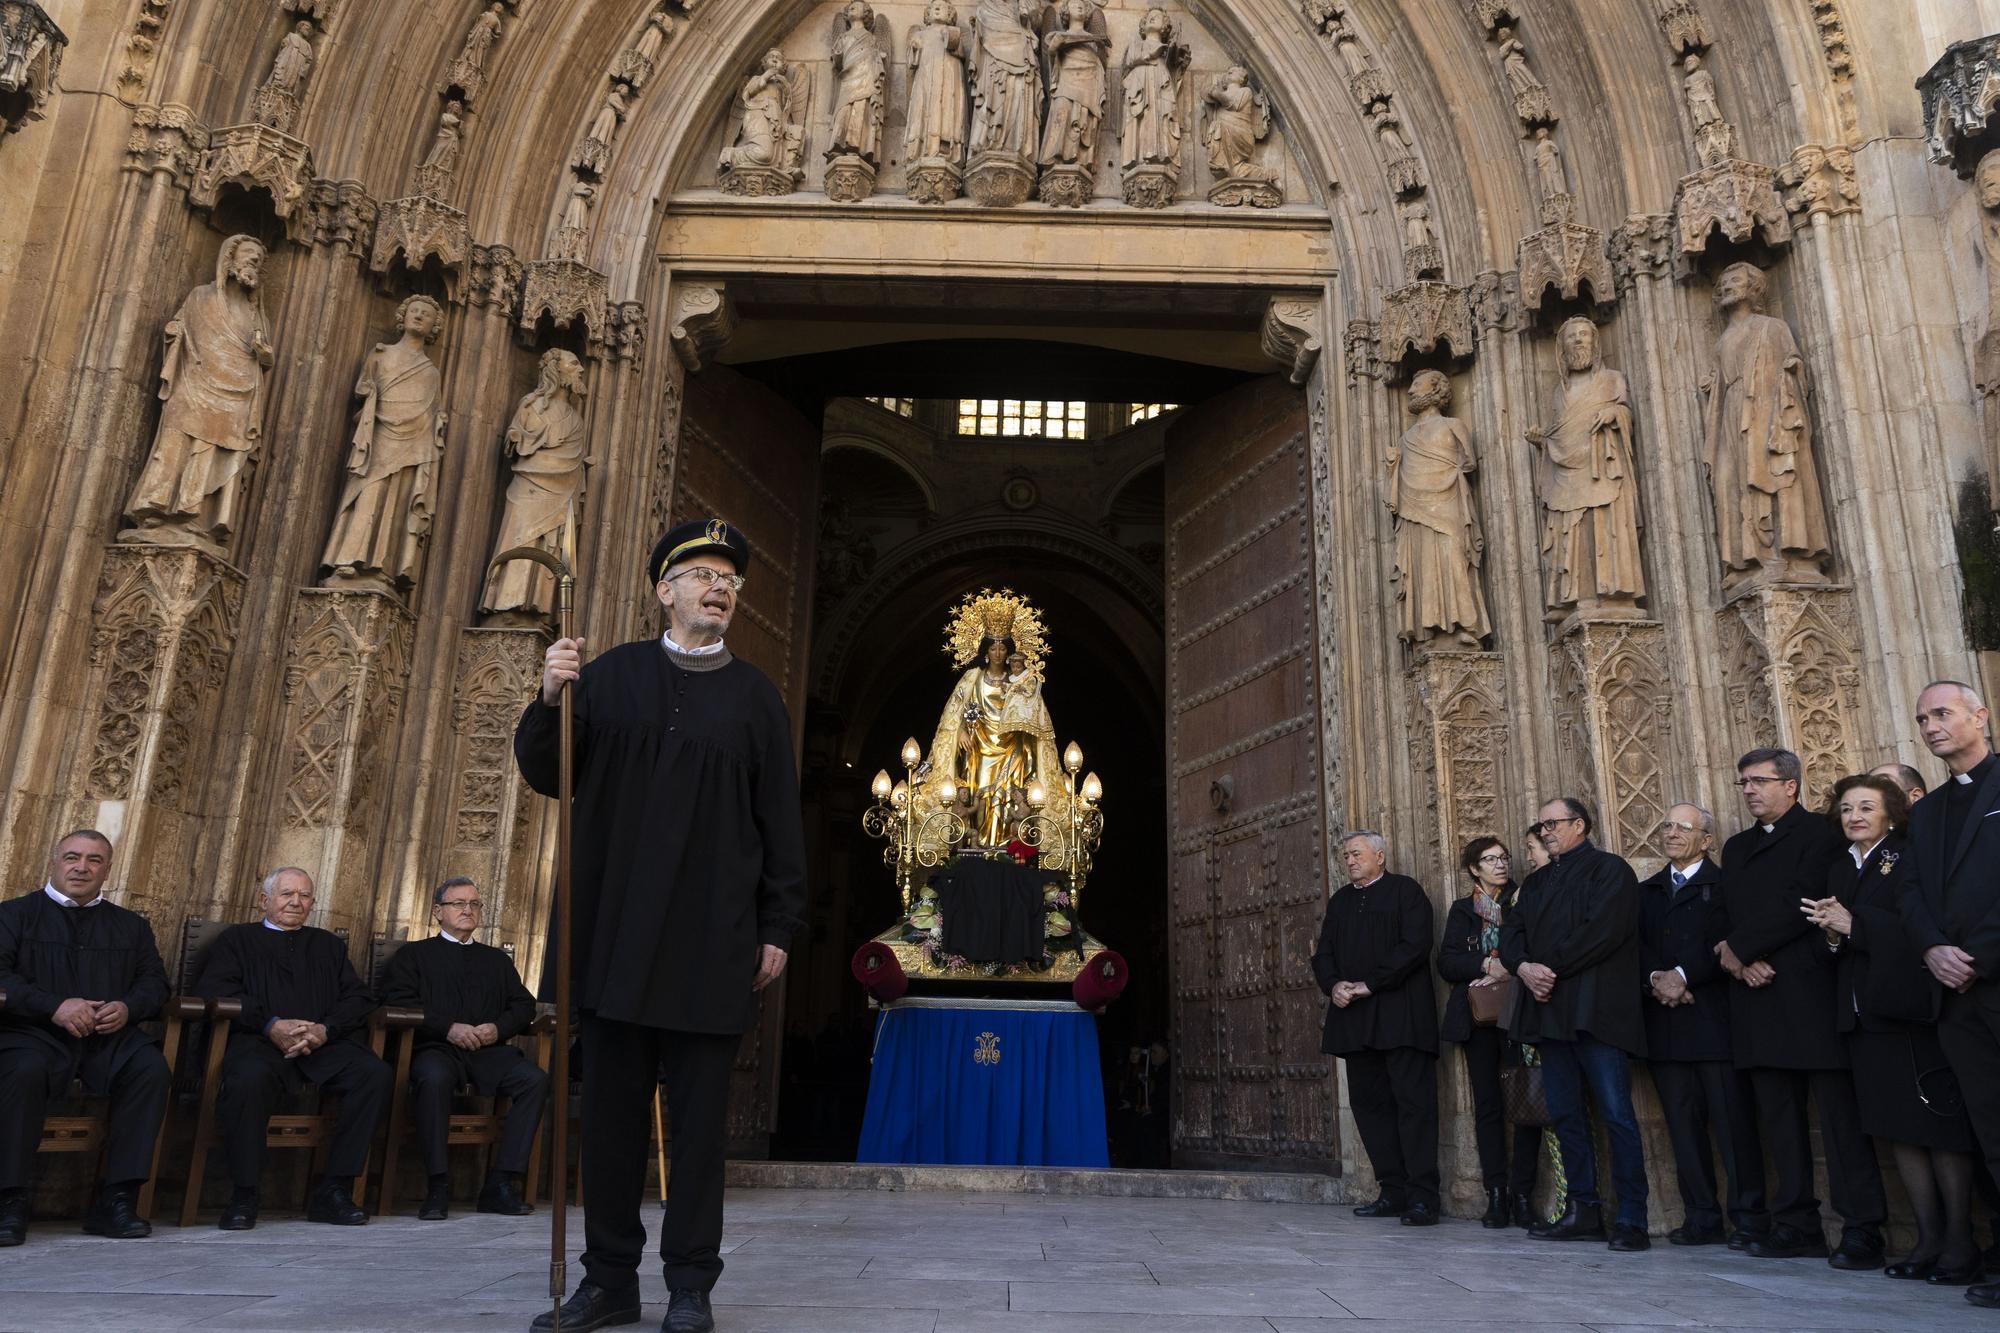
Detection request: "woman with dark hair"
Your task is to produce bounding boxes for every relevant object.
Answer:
[1438,835,1539,1227]
[1804,773,1980,1283]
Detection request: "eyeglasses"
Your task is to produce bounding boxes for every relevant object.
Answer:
[666,568,746,593]
[1528,817,1581,836]
[1734,776,1785,790]
[438,898,483,912]
[1656,819,1701,835]
[1476,852,1510,865]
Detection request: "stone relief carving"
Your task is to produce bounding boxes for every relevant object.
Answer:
[1526,317,1643,617]
[1379,279,1474,375]
[1468,268,1519,333]
[371,195,470,294]
[1654,0,1710,56]
[718,48,807,196]
[1204,66,1279,208]
[120,236,273,554]
[548,177,594,261]
[1118,8,1187,208]
[614,6,674,91]
[1976,150,2000,400]
[1919,33,2000,175]
[117,0,171,99]
[668,282,735,372]
[251,20,316,133]
[609,300,648,367]
[414,99,463,199]
[572,85,628,178]
[189,121,317,238]
[308,177,375,257]
[1778,143,1859,223]
[1329,19,1384,109]
[468,243,522,312]
[1387,369,1490,648]
[1699,262,1830,589]
[1407,651,1508,882]
[1495,28,1552,129]
[125,102,207,185]
[1717,586,1861,810]
[1517,213,1614,311]
[1552,620,1670,862]
[1036,0,1110,207]
[1260,296,1323,386]
[825,1,888,202]
[1682,54,1721,132]
[1399,196,1440,279]
[1530,127,1570,224]
[1674,154,1790,256]
[1343,318,1382,383]
[1468,0,1517,33]
[904,0,969,202]
[1607,212,1674,290]
[447,628,544,852]
[321,296,448,596]
[481,350,591,624]
[441,4,504,103]
[518,252,610,347]
[0,0,64,136]
[1373,111,1422,195]
[965,0,1043,205]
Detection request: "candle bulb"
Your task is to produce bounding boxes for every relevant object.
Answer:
[1026,780,1047,808]
[1081,772,1102,804]
[871,769,893,800]
[891,780,909,808]
[940,779,957,803]
[1063,741,1083,773]
[901,737,923,768]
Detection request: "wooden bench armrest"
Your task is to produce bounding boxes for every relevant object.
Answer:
[527,1013,557,1035]
[378,1006,426,1029]
[208,996,244,1021]
[163,994,210,1021]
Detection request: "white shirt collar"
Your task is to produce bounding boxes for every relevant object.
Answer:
[1353,873,1385,889]
[261,918,301,932]
[1760,823,1775,834]
[661,631,726,657]
[437,930,475,945]
[1849,836,1887,868]
[43,882,104,908]
[1958,771,1975,785]
[1672,858,1705,879]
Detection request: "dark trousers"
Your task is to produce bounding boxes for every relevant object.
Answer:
[218,1035,392,1188]
[1539,1034,1648,1228]
[1746,1065,1885,1238]
[0,1032,171,1192]
[1344,1046,1440,1210]
[1459,1027,1538,1195]
[1650,1058,1766,1234]
[1938,983,2000,1200]
[410,1045,549,1177]
[580,1014,740,1295]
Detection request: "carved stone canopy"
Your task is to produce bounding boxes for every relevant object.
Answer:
[1673,156,1792,258]
[1517,218,1615,313]
[518,257,609,350]
[1919,33,2000,176]
[189,123,318,242]
[0,0,66,136]
[1378,280,1474,380]
[370,195,472,300]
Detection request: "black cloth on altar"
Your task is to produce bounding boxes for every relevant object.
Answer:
[933,858,1046,963]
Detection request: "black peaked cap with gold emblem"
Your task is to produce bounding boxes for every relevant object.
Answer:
[648,517,751,584]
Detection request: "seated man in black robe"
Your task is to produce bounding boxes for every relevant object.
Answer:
[194,866,391,1230]
[0,830,170,1245]
[379,876,545,1220]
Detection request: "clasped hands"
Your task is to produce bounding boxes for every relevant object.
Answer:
[1327,979,1373,1008]
[265,1017,330,1058]
[1924,943,1979,994]
[1798,895,1852,943]
[51,997,131,1039]
[1715,940,1775,988]
[447,1021,501,1051]
[1648,969,1691,1007]
[1515,962,1556,1002]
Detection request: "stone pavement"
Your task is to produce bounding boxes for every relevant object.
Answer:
[0,1184,1994,1332]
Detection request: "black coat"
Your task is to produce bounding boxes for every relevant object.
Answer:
[515,640,809,1035]
[1820,836,1938,1033]
[1637,858,1732,1063]
[378,934,538,1078]
[1436,885,1517,1045]
[1500,840,1645,1056]
[1719,800,1844,1070]
[0,891,169,1077]
[194,922,375,1044]
[1903,756,2000,983]
[1311,873,1438,1056]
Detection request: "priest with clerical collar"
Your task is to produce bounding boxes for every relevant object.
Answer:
[193,866,392,1231]
[517,516,807,1333]
[0,830,171,1246]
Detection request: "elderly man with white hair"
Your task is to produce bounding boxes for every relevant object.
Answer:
[193,867,391,1231]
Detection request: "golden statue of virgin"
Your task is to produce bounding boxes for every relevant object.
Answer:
[925,589,1062,846]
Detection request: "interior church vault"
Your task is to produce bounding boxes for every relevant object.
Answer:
[2,0,1998,1207]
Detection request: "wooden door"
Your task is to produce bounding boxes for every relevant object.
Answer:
[673,363,821,1157]
[1163,374,1335,1172]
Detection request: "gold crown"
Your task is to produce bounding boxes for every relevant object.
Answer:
[943,588,1048,676]
[979,602,1015,639]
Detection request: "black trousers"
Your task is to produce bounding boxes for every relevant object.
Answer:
[1747,1065,1885,1238]
[1459,1028,1538,1195]
[1651,1058,1766,1233]
[580,1014,740,1295]
[0,1031,170,1192]
[1939,983,2000,1198]
[410,1045,549,1177]
[1344,1046,1440,1210]
[218,1035,392,1187]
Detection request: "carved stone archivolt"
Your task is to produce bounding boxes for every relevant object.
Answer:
[1716,585,1863,810]
[1551,619,1670,865]
[0,0,65,137]
[1920,33,2000,176]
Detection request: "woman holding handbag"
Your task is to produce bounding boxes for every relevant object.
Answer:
[1438,835,1539,1228]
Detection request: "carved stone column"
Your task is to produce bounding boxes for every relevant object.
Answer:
[267,587,415,937]
[1405,650,1507,884]
[1715,584,1863,810]
[1550,618,1671,866]
[440,627,555,983]
[72,544,246,934]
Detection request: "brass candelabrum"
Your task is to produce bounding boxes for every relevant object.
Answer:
[1014,740,1105,911]
[861,736,967,911]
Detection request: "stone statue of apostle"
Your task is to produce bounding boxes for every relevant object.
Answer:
[1388,369,1491,648]
[1526,317,1644,617]
[480,349,591,623]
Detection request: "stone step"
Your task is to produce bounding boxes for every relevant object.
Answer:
[724,1159,1350,1204]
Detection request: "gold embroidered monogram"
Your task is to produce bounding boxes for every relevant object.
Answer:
[973,1031,1001,1066]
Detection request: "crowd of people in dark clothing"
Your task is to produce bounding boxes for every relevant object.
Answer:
[1313,679,2000,1312]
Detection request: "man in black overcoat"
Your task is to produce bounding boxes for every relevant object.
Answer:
[378,876,545,1221]
[518,518,807,1333]
[1638,803,1765,1248]
[1716,747,1885,1268]
[1502,797,1649,1251]
[0,830,170,1245]
[1311,831,1439,1226]
[1901,681,2000,1310]
[194,867,392,1231]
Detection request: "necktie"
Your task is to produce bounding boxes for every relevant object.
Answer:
[1671,871,1685,891]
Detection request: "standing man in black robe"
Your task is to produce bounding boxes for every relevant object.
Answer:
[378,875,545,1221]
[1311,830,1440,1227]
[0,830,170,1245]
[1502,797,1649,1251]
[1716,747,1886,1268]
[1638,803,1766,1248]
[194,867,392,1230]
[519,517,807,1333]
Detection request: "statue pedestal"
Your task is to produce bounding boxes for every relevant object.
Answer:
[1207,176,1281,209]
[1715,582,1863,809]
[907,158,962,205]
[73,543,246,936]
[965,151,1034,207]
[268,586,415,938]
[1549,617,1672,865]
[1120,163,1175,209]
[1405,649,1507,885]
[824,153,876,203]
[1037,162,1091,209]
[718,163,799,198]
[439,627,555,982]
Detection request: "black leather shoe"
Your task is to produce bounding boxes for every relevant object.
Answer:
[306,1181,366,1226]
[1926,1259,1984,1287]
[1350,1195,1406,1218]
[664,1288,716,1333]
[1399,1201,1439,1227]
[82,1188,151,1239]
[418,1181,450,1221]
[1746,1224,1828,1259]
[1884,1256,1936,1280]
[1608,1224,1651,1252]
[0,1194,26,1246]
[1511,1191,1536,1229]
[529,1281,642,1332]
[1829,1232,1884,1271]
[217,1196,258,1231]
[1727,1227,1766,1252]
[1967,1282,2000,1308]
[1542,1200,1606,1242]
[1669,1223,1725,1247]
[1480,1186,1508,1229]
[478,1176,534,1216]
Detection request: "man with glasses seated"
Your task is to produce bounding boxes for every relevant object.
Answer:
[1716,747,1886,1269]
[1638,804,1766,1249]
[379,876,545,1220]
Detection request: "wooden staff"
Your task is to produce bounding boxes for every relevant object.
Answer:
[490,505,578,1332]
